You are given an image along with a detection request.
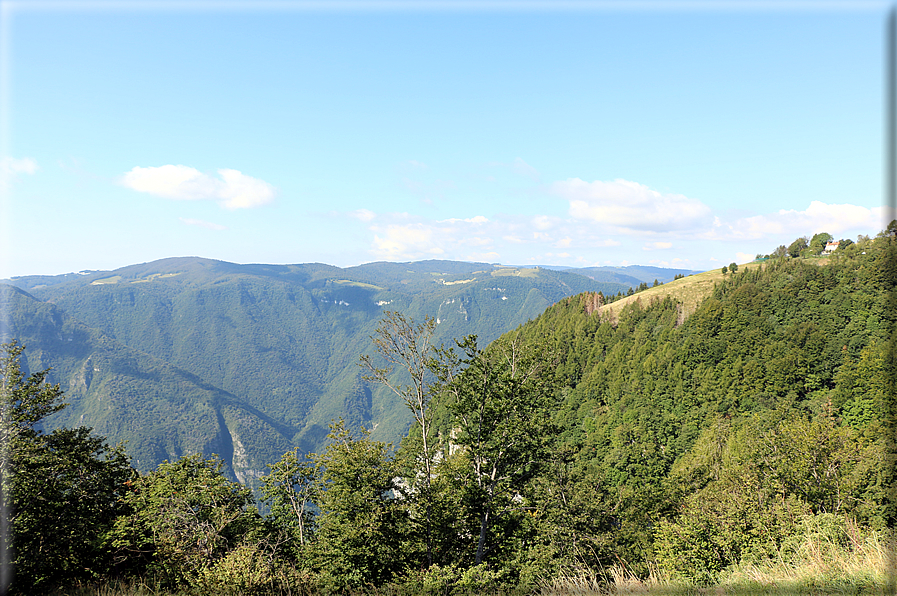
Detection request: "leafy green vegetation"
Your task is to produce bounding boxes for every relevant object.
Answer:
[1,341,134,593]
[2,230,893,594]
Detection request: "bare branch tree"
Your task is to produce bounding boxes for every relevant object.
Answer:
[360,311,438,565]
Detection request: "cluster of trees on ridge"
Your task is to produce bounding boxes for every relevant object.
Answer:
[756,231,858,261]
[1,227,893,594]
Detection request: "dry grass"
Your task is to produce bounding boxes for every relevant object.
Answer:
[719,521,893,594]
[597,262,766,325]
[48,580,164,596]
[597,255,840,325]
[605,564,683,595]
[540,572,607,595]
[540,564,683,596]
[540,520,894,596]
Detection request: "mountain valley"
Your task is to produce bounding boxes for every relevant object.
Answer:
[1,257,694,483]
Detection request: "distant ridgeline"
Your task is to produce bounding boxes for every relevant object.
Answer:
[0,258,691,485]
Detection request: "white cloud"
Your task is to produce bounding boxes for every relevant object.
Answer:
[1,156,38,188]
[216,169,276,209]
[595,238,622,247]
[121,165,275,210]
[179,218,226,231]
[550,178,712,232]
[648,257,692,267]
[643,241,673,250]
[363,210,634,264]
[350,208,377,222]
[735,252,755,263]
[440,215,488,224]
[707,201,884,241]
[465,251,501,262]
[369,215,501,261]
[371,223,444,260]
[532,215,557,230]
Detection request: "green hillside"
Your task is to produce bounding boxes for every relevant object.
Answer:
[495,232,893,577]
[3,258,629,479]
[0,285,295,484]
[596,260,765,323]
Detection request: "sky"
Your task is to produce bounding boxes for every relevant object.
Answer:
[0,0,891,279]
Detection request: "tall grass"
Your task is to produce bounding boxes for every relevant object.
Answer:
[47,579,163,596]
[718,518,892,595]
[541,563,683,596]
[542,520,893,595]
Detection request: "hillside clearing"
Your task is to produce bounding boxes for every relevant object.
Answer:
[598,257,837,323]
[492,267,539,278]
[598,261,765,323]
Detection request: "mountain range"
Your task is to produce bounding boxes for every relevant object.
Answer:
[1,257,696,486]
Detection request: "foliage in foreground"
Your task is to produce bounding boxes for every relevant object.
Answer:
[4,228,895,594]
[1,340,134,593]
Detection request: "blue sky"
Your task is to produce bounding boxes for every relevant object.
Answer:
[0,1,889,278]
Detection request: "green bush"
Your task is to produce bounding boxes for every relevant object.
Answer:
[106,454,263,589]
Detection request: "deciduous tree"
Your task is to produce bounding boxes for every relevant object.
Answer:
[435,334,559,565]
[788,237,808,258]
[107,454,262,589]
[1,341,134,593]
[360,311,441,566]
[310,420,409,589]
[261,448,317,551]
[810,232,833,254]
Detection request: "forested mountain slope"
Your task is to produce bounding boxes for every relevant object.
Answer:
[1,257,629,481]
[497,232,893,575]
[0,285,295,483]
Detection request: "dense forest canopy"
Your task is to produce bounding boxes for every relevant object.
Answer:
[0,228,893,594]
